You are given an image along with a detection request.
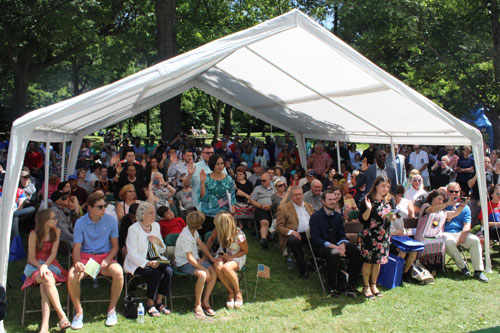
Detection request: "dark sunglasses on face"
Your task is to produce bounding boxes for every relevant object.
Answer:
[449,190,460,194]
[94,204,107,210]
[276,184,285,187]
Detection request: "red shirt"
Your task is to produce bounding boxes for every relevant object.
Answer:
[158,217,186,238]
[24,150,44,169]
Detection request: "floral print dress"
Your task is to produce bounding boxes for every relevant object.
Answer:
[200,174,236,217]
[359,198,394,264]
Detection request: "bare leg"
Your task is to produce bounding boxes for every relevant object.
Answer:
[221,262,240,295]
[362,263,373,297]
[370,264,381,295]
[100,263,124,313]
[213,261,235,301]
[40,275,67,322]
[201,266,217,308]
[260,220,269,239]
[193,269,207,310]
[38,282,51,333]
[403,252,417,273]
[67,267,86,315]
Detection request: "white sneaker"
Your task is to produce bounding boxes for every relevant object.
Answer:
[71,313,83,330]
[105,310,118,326]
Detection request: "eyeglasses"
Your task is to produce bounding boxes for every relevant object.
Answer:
[260,179,267,182]
[413,179,422,182]
[276,184,285,187]
[449,190,460,194]
[94,204,107,210]
[203,151,214,155]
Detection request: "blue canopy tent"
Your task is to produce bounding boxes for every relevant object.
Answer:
[462,105,494,150]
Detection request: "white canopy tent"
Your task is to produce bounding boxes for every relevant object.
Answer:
[0,9,491,322]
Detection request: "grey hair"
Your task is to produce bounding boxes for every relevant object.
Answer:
[135,201,155,222]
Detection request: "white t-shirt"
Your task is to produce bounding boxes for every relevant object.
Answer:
[409,151,429,177]
[174,226,199,267]
[404,187,427,203]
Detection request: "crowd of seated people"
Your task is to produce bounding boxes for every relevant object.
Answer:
[4,132,500,330]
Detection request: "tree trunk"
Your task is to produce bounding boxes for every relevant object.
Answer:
[11,62,30,124]
[146,112,150,137]
[71,60,82,96]
[213,100,223,140]
[223,104,232,135]
[487,0,500,149]
[156,0,181,142]
[488,109,500,149]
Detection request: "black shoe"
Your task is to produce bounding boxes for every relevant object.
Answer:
[261,238,269,250]
[402,272,413,284]
[460,267,471,277]
[344,285,361,298]
[329,289,341,298]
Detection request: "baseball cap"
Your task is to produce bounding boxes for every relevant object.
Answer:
[241,162,248,167]
[20,170,30,177]
[51,191,70,202]
[307,170,316,177]
[67,174,77,180]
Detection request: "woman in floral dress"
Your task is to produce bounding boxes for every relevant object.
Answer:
[359,176,396,300]
[200,153,236,238]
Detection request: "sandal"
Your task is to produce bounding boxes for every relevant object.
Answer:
[370,283,383,297]
[193,307,205,318]
[147,305,161,317]
[234,292,243,309]
[58,319,71,330]
[156,303,171,315]
[202,306,216,317]
[363,284,375,300]
[226,299,235,309]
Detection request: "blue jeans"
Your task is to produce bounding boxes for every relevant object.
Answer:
[12,206,36,236]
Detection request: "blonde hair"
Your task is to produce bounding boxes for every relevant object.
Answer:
[186,211,205,229]
[408,169,420,178]
[119,184,136,201]
[214,212,237,248]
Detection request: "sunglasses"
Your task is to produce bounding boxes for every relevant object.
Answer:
[276,184,285,187]
[413,179,422,182]
[94,204,108,210]
[261,179,268,182]
[449,190,460,194]
[203,151,214,155]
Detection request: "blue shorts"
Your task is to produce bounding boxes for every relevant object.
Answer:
[176,260,211,275]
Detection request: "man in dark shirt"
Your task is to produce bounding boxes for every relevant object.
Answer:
[310,190,361,297]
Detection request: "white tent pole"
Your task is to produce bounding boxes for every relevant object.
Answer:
[294,132,308,170]
[472,143,491,272]
[67,134,85,177]
[390,140,398,185]
[61,138,66,181]
[43,137,51,209]
[336,140,341,172]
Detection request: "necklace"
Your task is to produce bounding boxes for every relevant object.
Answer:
[140,222,151,232]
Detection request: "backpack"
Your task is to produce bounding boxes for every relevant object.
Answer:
[123,295,137,319]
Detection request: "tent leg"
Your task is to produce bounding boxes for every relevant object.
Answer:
[336,140,341,173]
[43,138,51,209]
[390,140,398,185]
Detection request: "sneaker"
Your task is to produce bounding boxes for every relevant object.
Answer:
[71,314,83,330]
[105,310,118,327]
[261,238,268,250]
[460,267,471,277]
[474,271,489,283]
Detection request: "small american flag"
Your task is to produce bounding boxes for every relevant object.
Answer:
[257,264,270,279]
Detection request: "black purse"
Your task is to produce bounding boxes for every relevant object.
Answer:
[123,295,137,319]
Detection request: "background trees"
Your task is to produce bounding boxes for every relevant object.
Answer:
[1,1,498,146]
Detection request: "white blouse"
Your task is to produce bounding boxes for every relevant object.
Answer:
[124,222,166,274]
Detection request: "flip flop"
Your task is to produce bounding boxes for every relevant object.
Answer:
[147,305,161,317]
[156,303,171,315]
[58,319,71,330]
[193,308,205,318]
[202,306,216,317]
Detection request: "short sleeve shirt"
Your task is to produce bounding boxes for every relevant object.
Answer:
[444,204,471,233]
[174,226,199,267]
[73,213,119,254]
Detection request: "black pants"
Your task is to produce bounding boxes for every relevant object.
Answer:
[134,263,173,301]
[287,233,308,273]
[200,215,215,240]
[319,242,361,291]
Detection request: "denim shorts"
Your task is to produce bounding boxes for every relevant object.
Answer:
[176,260,211,275]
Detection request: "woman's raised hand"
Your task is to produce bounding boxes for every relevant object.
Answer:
[200,169,206,182]
[364,196,372,210]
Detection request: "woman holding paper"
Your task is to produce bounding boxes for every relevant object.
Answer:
[22,209,70,331]
[124,201,172,317]
[199,153,236,238]
[359,175,396,300]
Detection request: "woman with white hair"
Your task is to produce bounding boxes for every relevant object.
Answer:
[124,201,172,316]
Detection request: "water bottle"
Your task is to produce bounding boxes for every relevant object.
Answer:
[137,303,144,324]
[287,255,294,270]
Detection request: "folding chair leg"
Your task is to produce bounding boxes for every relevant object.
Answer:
[306,235,327,295]
[21,288,27,326]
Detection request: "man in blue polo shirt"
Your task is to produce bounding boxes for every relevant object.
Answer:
[443,182,487,282]
[68,191,124,329]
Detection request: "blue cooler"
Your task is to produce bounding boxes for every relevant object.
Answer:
[377,254,404,289]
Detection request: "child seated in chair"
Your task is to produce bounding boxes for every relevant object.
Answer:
[22,209,70,332]
[174,211,218,318]
[157,205,186,238]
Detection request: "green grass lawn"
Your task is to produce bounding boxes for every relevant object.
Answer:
[5,234,500,332]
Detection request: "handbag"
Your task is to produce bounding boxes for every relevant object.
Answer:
[123,295,137,319]
[9,235,26,262]
[410,261,435,285]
